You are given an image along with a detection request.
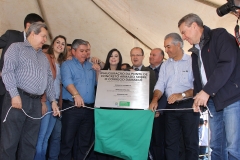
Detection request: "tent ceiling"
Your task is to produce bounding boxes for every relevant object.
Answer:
[0,0,237,65]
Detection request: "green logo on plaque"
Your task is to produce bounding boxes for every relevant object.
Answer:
[119,101,130,106]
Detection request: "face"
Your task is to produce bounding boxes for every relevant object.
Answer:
[130,48,144,67]
[179,22,199,45]
[67,46,72,58]
[72,44,88,64]
[164,38,181,60]
[149,49,163,66]
[87,44,91,58]
[30,27,48,50]
[53,38,65,54]
[109,51,120,66]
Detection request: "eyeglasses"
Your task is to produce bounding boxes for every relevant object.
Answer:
[130,54,143,57]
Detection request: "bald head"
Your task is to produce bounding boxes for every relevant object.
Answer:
[149,48,164,67]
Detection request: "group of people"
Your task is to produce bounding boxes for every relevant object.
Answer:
[0,12,240,160]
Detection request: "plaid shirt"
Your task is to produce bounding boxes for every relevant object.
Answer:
[2,40,55,102]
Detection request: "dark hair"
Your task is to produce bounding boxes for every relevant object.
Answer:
[42,44,50,50]
[121,63,131,68]
[130,47,144,56]
[24,13,44,29]
[67,43,72,47]
[47,35,67,64]
[103,49,122,70]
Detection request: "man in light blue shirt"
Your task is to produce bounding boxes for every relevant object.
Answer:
[59,39,99,159]
[149,33,199,160]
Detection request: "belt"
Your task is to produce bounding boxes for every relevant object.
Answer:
[18,88,42,99]
[62,100,94,107]
[169,98,193,106]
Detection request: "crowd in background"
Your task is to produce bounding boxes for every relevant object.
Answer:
[0,12,240,160]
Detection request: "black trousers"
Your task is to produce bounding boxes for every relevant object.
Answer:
[59,101,94,160]
[0,90,42,160]
[149,114,165,160]
[0,94,4,139]
[164,99,199,160]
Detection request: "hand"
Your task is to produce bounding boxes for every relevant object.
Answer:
[193,90,209,106]
[149,101,158,112]
[92,63,101,71]
[167,93,183,104]
[74,95,85,107]
[91,57,101,64]
[11,96,22,109]
[41,102,48,115]
[155,112,160,118]
[51,101,60,117]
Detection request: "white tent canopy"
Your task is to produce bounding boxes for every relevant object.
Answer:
[0,0,237,65]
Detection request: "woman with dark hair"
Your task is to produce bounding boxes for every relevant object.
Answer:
[95,49,123,160]
[102,48,122,70]
[34,35,67,160]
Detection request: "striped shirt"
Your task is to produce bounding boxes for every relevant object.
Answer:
[2,40,55,102]
[154,53,194,98]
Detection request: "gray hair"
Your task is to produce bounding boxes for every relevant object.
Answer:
[26,22,48,38]
[178,13,203,28]
[164,33,184,48]
[71,39,88,50]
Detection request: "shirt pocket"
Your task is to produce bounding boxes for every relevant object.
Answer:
[180,70,189,84]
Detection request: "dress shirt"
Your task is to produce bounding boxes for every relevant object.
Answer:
[154,53,194,98]
[61,57,97,103]
[133,65,142,71]
[2,40,55,102]
[195,44,207,86]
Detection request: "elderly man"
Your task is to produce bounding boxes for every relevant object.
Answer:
[149,33,199,160]
[178,13,240,160]
[60,39,99,159]
[130,47,156,101]
[1,22,59,160]
[148,48,167,160]
[0,13,44,138]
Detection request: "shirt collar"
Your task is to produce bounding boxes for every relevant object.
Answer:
[133,65,143,70]
[169,53,188,62]
[23,31,26,40]
[149,63,161,70]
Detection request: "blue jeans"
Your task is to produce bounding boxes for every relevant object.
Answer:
[208,99,240,160]
[48,116,62,160]
[34,101,57,160]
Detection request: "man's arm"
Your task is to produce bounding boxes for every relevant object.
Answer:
[61,62,85,107]
[149,90,163,111]
[66,84,84,107]
[168,89,193,104]
[2,43,22,109]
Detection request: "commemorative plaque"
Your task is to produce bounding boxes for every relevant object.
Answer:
[95,70,149,110]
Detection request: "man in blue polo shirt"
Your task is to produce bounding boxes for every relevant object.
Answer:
[59,39,99,159]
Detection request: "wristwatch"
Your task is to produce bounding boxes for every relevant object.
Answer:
[182,92,186,98]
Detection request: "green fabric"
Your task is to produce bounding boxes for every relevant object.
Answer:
[94,109,154,160]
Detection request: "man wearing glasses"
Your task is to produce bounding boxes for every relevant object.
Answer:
[130,47,156,103]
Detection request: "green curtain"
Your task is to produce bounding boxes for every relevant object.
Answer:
[94,109,154,160]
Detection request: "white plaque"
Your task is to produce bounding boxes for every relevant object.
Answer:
[95,70,149,110]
